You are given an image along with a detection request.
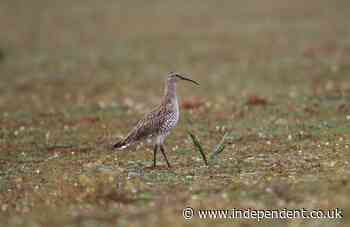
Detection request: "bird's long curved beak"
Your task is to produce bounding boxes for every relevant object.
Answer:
[176,74,200,86]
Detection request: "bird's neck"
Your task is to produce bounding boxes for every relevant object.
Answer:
[164,80,177,103]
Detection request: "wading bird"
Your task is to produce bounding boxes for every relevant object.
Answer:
[113,72,199,168]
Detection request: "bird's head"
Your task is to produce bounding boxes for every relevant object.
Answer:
[167,72,199,86]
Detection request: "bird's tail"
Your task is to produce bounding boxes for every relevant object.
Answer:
[112,134,135,150]
[112,139,129,150]
[113,125,145,150]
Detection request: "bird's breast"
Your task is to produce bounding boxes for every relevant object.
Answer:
[160,100,179,133]
[164,111,179,131]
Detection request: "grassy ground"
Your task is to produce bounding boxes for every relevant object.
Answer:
[1,0,350,226]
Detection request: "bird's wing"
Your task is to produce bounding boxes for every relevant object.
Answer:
[122,104,170,145]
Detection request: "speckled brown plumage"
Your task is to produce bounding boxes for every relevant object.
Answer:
[114,100,177,148]
[113,72,199,168]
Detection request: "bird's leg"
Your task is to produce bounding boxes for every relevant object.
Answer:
[153,144,158,168]
[160,145,171,168]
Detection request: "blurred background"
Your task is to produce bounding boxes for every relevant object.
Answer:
[1,0,349,113]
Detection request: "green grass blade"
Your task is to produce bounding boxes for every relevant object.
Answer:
[209,133,228,160]
[188,132,208,166]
